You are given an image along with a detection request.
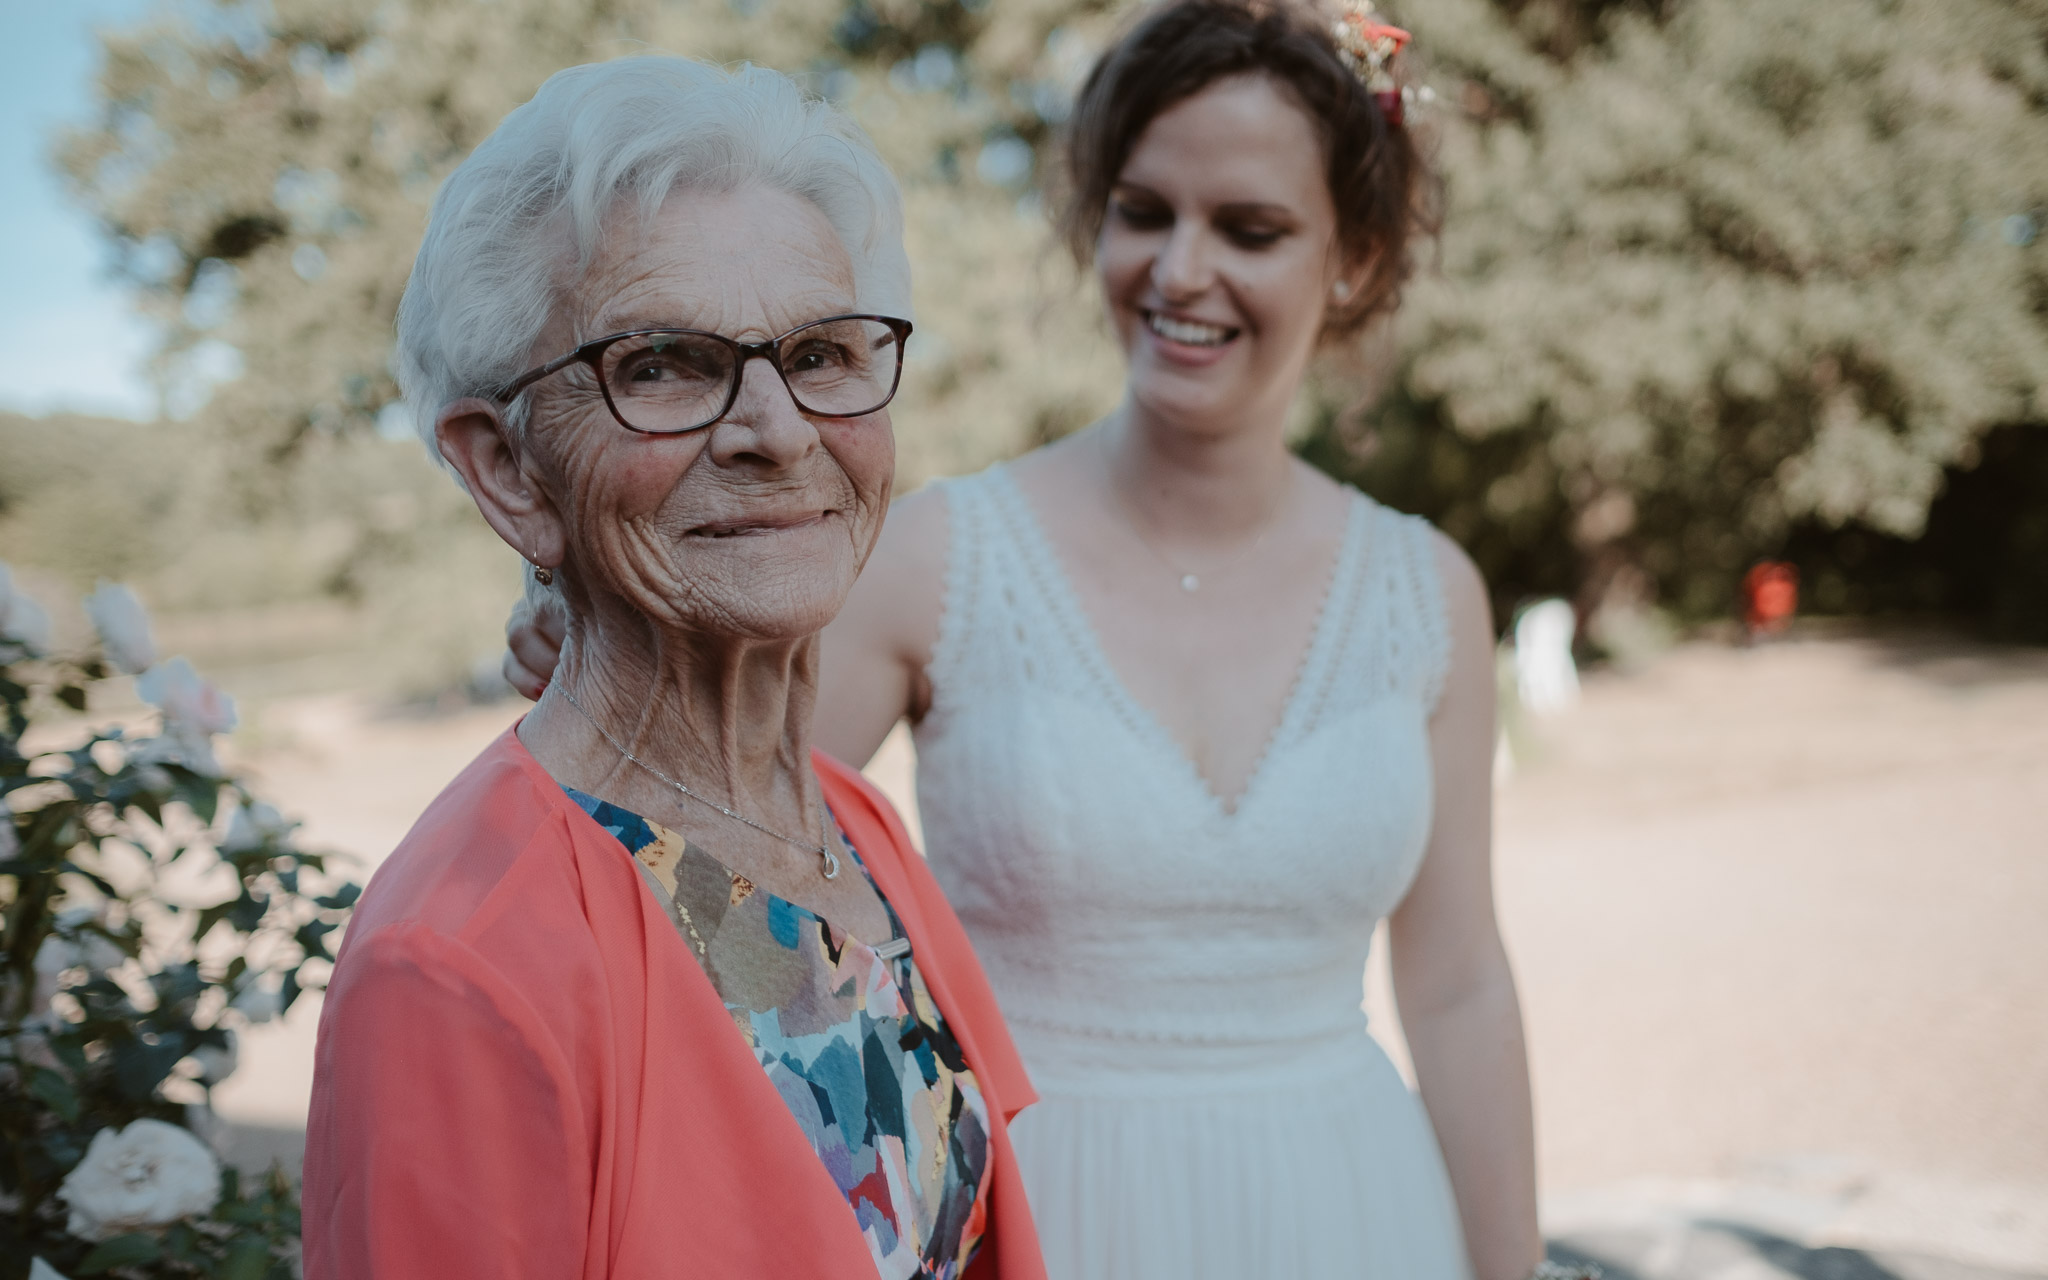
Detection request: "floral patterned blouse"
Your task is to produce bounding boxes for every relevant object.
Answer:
[563,787,992,1280]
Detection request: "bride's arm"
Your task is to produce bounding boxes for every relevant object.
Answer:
[1389,533,1543,1280]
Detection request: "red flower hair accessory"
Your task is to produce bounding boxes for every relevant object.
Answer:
[1331,1,1412,125]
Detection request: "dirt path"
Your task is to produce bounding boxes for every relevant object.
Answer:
[211,632,2048,1270]
[1485,633,2048,1271]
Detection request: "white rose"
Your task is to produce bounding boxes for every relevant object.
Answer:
[221,802,294,854]
[0,562,53,656]
[84,582,157,676]
[59,1119,221,1241]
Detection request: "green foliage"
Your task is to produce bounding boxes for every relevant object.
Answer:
[1306,0,2048,631]
[0,600,360,1277]
[48,0,2048,642]
[52,0,1126,491]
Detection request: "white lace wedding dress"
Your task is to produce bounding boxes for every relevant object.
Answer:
[911,466,1474,1279]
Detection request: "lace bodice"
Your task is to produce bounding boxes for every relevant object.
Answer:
[911,465,1452,1092]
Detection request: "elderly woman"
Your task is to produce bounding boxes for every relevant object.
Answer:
[302,58,1044,1280]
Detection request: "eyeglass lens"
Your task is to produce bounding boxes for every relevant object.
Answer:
[598,317,903,433]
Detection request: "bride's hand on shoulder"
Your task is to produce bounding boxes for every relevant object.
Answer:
[503,594,567,702]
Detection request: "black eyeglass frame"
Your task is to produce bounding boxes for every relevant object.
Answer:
[493,313,914,436]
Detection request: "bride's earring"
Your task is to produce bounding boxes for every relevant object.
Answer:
[1331,280,1352,303]
[531,562,554,586]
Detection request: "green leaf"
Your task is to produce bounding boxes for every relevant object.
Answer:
[194,901,236,942]
[78,1233,163,1273]
[227,892,267,932]
[111,1034,188,1099]
[315,883,363,911]
[162,1220,199,1262]
[183,777,221,826]
[295,919,336,959]
[27,1065,81,1123]
[214,1237,273,1280]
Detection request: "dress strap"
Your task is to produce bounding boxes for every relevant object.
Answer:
[923,465,1076,719]
[1297,494,1456,728]
[1400,511,1454,713]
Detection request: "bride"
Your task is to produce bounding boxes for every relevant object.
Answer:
[511,1,1544,1275]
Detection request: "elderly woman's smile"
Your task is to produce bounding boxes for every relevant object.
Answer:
[506,184,894,643]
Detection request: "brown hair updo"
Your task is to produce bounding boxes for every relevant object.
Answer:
[1057,0,1439,338]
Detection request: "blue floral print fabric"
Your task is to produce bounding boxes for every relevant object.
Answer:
[563,787,992,1280]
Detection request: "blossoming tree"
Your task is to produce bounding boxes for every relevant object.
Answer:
[0,568,361,1279]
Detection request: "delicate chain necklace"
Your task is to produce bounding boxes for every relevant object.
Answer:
[556,685,839,879]
[1102,431,1293,593]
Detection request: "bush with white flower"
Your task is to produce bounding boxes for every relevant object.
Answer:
[1,568,362,1279]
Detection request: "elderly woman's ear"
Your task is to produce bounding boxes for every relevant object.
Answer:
[436,397,568,575]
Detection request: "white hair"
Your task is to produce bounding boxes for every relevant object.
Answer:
[395,56,912,462]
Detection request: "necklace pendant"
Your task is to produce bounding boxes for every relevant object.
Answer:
[1180,573,1200,593]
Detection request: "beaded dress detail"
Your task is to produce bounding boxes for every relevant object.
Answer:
[911,465,1472,1279]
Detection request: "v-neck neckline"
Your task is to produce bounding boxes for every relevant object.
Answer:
[560,785,908,957]
[990,467,1368,818]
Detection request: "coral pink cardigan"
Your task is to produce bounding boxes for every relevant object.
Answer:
[303,725,1045,1279]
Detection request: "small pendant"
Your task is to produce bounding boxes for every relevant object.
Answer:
[1180,574,1200,593]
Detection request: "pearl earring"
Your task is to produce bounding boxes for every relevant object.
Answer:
[1331,280,1352,302]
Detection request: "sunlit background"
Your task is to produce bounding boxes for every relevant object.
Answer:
[3,1,2044,1276]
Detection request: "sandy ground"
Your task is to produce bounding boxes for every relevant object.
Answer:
[207,630,2048,1271]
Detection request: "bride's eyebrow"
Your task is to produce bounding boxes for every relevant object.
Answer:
[1212,202,1298,222]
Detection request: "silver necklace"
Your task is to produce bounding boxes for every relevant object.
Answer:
[1103,432,1293,593]
[556,685,839,879]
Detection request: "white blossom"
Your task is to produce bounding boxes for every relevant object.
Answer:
[222,802,294,854]
[0,562,53,656]
[59,1119,221,1241]
[134,658,238,776]
[84,583,158,676]
[137,657,238,735]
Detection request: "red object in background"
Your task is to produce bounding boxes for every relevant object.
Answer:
[1743,561,1800,637]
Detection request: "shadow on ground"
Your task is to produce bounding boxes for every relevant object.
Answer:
[1555,1221,2048,1280]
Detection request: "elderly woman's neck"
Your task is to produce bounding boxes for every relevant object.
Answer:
[526,611,823,811]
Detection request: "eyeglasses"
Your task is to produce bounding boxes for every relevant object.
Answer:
[495,314,913,435]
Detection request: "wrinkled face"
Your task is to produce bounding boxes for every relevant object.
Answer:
[523,185,895,642]
[1096,73,1344,434]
